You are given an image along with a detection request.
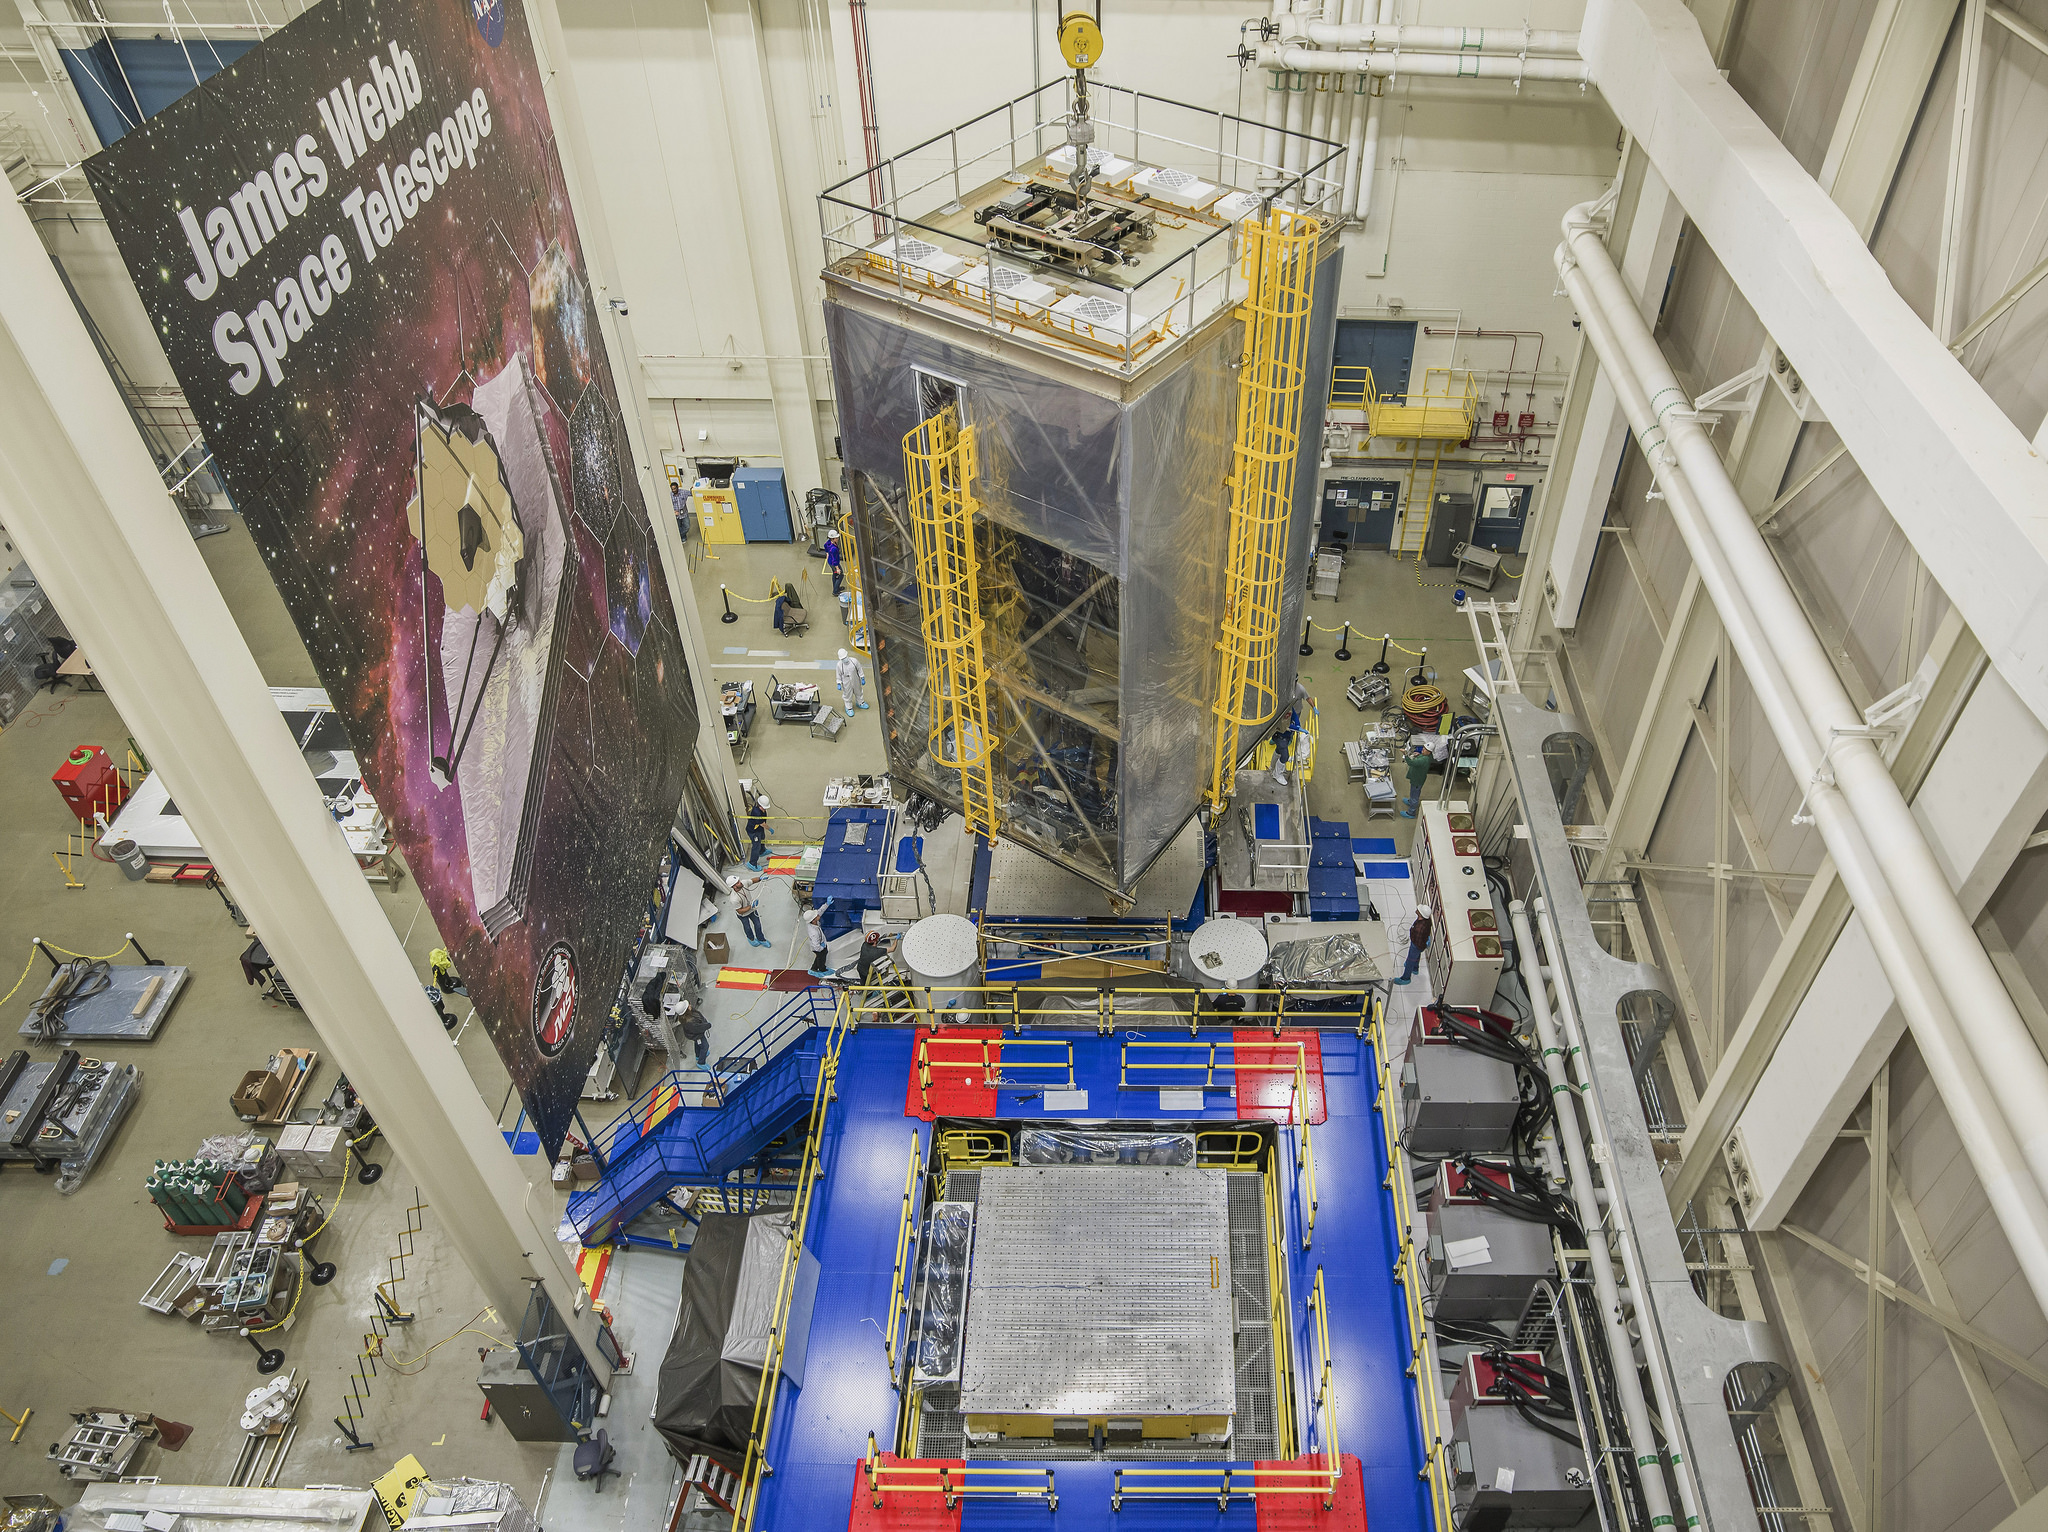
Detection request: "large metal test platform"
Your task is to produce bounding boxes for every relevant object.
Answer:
[960,1165,1235,1440]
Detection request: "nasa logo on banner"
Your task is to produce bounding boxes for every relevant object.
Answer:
[470,0,505,48]
[532,941,579,1058]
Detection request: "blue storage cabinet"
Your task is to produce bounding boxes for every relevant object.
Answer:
[732,466,795,542]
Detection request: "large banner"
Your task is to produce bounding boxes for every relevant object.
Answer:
[86,0,697,1156]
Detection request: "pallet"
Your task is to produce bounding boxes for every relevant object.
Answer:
[254,1048,319,1127]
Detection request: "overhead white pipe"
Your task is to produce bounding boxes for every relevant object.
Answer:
[1301,21,1580,52]
[1260,43,1591,80]
[1527,899,1707,1532]
[1338,0,1392,220]
[1509,899,1688,1531]
[1258,61,1289,191]
[1554,202,2048,1321]
[1280,68,1308,206]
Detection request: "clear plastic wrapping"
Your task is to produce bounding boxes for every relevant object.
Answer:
[828,247,1339,896]
[911,1202,976,1383]
[1269,931,1387,985]
[1019,1129,1196,1166]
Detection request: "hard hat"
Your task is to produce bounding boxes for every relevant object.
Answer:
[757,793,770,809]
[838,647,848,660]
[1415,905,1432,919]
[826,528,839,540]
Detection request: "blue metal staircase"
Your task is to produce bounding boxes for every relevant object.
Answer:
[566,988,834,1247]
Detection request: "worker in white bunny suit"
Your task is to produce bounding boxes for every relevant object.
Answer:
[836,647,869,712]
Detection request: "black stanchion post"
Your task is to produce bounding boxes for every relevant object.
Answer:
[1335,624,1352,661]
[1299,621,1313,657]
[720,585,738,624]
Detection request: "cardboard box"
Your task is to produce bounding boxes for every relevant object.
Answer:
[232,1070,287,1122]
[701,931,731,965]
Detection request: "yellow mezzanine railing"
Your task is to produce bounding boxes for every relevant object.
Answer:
[1210,208,1321,808]
[862,1432,1058,1512]
[914,1033,1075,1111]
[882,1130,925,1378]
[846,980,1376,1036]
[1332,364,1481,443]
[1367,991,1456,1529]
[902,406,1002,841]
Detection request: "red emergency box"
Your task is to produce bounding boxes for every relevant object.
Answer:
[52,745,129,823]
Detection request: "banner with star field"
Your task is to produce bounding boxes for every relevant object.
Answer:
[85,0,698,1159]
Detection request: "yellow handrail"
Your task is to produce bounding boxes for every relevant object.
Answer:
[863,1433,1057,1511]
[1118,1037,1309,1098]
[936,1128,1012,1166]
[882,1131,924,1376]
[902,406,1002,840]
[733,1000,853,1532]
[1261,1142,1298,1461]
[916,1034,1074,1110]
[1210,208,1322,808]
[841,980,1375,1034]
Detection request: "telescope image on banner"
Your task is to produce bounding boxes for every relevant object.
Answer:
[84,0,697,1157]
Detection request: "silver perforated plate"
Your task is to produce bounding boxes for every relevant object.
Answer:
[959,1166,1234,1419]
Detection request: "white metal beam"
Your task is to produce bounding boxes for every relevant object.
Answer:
[1731,662,2048,1228]
[1582,0,2048,737]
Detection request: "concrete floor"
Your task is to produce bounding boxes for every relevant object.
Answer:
[0,521,631,1507]
[683,526,1516,875]
[0,512,1509,1510]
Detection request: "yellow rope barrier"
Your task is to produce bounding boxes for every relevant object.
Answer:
[0,950,38,1009]
[40,938,135,961]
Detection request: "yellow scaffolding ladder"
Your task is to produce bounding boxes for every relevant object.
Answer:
[903,406,1002,841]
[1209,208,1322,808]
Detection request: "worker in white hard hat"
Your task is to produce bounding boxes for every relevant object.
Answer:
[745,793,771,869]
[835,646,868,712]
[825,528,844,596]
[1394,905,1433,987]
[730,875,770,949]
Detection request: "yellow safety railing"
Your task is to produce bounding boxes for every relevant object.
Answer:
[863,1433,1058,1512]
[1210,208,1322,808]
[1346,364,1480,442]
[902,406,1002,841]
[1123,1040,1317,1247]
[1195,1128,1266,1169]
[882,1130,925,1378]
[841,980,1377,1035]
[840,521,870,655]
[1368,991,1456,1529]
[734,999,853,1532]
[936,1128,1012,1166]
[1262,1142,1299,1461]
[1118,1037,1309,1097]
[915,1033,1074,1111]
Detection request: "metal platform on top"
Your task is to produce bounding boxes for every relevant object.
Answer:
[960,1165,1234,1424]
[18,963,188,1042]
[1216,770,1308,893]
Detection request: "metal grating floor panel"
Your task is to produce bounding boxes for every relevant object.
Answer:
[1227,1171,1279,1460]
[960,1165,1234,1420]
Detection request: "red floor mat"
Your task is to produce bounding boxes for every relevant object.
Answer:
[904,1027,1001,1121]
[1253,1454,1367,1530]
[1233,1029,1327,1124]
[844,1455,964,1530]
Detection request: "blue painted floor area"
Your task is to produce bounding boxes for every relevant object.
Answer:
[757,1026,929,1529]
[759,1025,1428,1530]
[1283,1031,1432,1532]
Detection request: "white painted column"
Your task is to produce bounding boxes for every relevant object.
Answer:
[522,0,745,816]
[0,189,609,1375]
[703,0,829,503]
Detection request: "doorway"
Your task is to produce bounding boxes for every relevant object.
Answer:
[1332,319,1416,405]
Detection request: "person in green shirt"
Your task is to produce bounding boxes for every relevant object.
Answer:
[1400,743,1432,817]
